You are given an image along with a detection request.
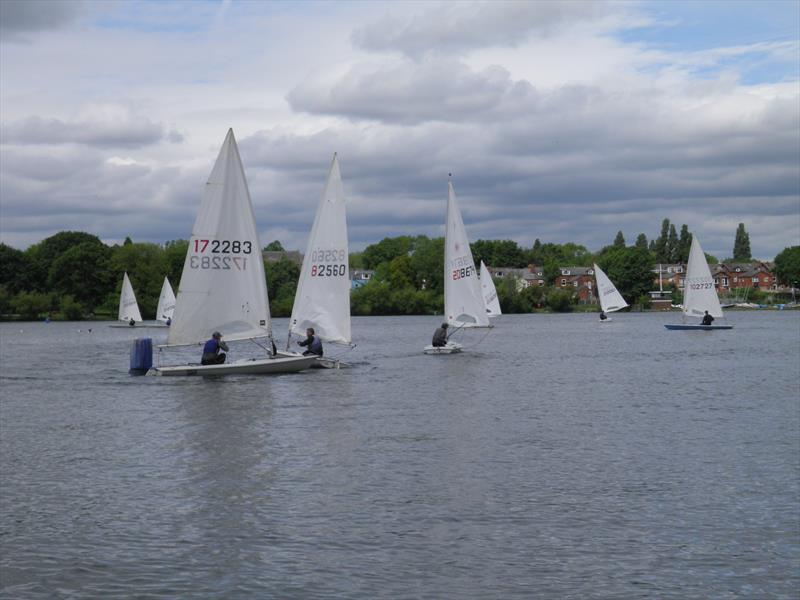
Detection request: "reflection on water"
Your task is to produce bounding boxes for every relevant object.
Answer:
[1,312,799,598]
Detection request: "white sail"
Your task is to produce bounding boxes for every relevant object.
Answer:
[479,261,502,316]
[444,182,490,328]
[168,129,271,346]
[683,235,724,319]
[594,263,628,313]
[118,272,142,322]
[156,277,176,322]
[288,154,351,345]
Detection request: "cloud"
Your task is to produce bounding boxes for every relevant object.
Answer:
[2,105,182,148]
[0,0,85,39]
[351,0,621,59]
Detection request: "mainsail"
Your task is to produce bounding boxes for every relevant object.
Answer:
[288,154,351,345]
[444,182,490,328]
[118,272,142,323]
[156,277,176,322]
[480,261,502,316]
[593,263,628,313]
[683,235,724,319]
[168,129,271,346]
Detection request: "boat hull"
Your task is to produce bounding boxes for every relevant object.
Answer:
[110,323,168,329]
[664,324,734,330]
[149,355,316,376]
[275,351,349,369]
[423,342,462,354]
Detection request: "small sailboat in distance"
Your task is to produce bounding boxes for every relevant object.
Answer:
[480,261,502,317]
[155,276,176,325]
[109,272,143,327]
[594,263,627,322]
[424,178,491,354]
[665,235,733,330]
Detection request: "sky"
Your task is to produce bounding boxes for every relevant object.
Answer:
[1,0,798,260]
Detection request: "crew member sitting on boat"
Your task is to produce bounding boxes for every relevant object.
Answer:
[298,327,323,356]
[129,318,136,326]
[701,311,714,326]
[599,311,607,321]
[432,323,449,347]
[201,331,229,364]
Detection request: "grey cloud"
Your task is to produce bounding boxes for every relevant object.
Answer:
[3,114,176,148]
[352,0,614,58]
[0,0,85,38]
[288,59,532,125]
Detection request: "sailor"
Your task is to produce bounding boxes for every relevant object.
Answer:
[599,311,607,321]
[701,311,714,326]
[298,327,323,356]
[201,331,229,365]
[128,318,136,326]
[432,322,449,347]
[165,317,171,326]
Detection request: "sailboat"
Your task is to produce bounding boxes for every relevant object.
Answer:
[155,276,176,325]
[593,263,628,322]
[479,261,501,317]
[283,153,352,368]
[424,179,491,354]
[149,129,316,375]
[109,272,143,327]
[664,235,733,330]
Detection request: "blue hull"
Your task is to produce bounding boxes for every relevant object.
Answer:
[664,324,734,330]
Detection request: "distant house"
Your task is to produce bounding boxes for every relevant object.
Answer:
[263,250,303,265]
[350,269,374,290]
[557,266,595,303]
[486,265,544,291]
[713,262,776,291]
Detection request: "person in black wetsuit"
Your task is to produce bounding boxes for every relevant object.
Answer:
[701,311,714,326]
[298,328,323,356]
[432,323,449,347]
[599,311,607,320]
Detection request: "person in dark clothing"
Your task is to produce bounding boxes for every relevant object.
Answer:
[701,311,714,326]
[298,328,323,356]
[201,331,229,365]
[599,311,607,320]
[129,318,136,326]
[432,323,449,347]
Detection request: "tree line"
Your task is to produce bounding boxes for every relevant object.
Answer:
[1,222,796,320]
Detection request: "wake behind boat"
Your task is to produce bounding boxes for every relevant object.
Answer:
[148,129,315,376]
[665,235,733,331]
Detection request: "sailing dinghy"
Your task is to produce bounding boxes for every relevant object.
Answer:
[594,263,628,322]
[155,277,176,325]
[480,261,502,317]
[109,272,144,327]
[149,129,315,375]
[424,180,492,354]
[665,235,733,330]
[282,154,352,368]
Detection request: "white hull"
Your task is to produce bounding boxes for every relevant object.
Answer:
[276,350,349,369]
[599,317,612,323]
[149,354,315,376]
[423,342,462,355]
[110,322,168,328]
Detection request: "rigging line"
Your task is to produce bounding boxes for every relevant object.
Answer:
[461,326,494,349]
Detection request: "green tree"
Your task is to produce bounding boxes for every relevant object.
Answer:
[667,224,679,262]
[48,241,114,308]
[598,246,655,303]
[613,231,625,248]
[264,257,301,317]
[471,239,526,268]
[361,236,414,269]
[25,231,105,292]
[164,240,189,285]
[634,233,648,250]
[409,236,444,293]
[0,286,12,318]
[264,240,285,251]
[388,255,414,288]
[11,291,52,320]
[733,223,752,261]
[677,225,692,263]
[109,242,168,318]
[349,251,364,270]
[654,218,670,263]
[773,246,800,287]
[59,295,84,320]
[545,288,575,312]
[0,243,31,294]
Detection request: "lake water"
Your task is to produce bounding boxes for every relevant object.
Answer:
[1,312,798,599]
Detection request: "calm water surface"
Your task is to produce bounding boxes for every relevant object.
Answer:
[1,312,798,599]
